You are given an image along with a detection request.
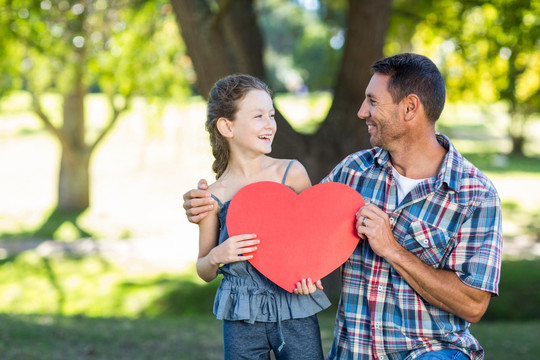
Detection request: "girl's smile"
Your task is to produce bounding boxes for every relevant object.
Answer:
[229,89,277,154]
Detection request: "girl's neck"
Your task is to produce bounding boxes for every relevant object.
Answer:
[220,155,272,183]
[213,155,281,203]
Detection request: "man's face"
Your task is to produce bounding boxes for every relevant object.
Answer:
[357,73,406,150]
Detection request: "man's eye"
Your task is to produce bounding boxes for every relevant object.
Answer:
[369,99,377,105]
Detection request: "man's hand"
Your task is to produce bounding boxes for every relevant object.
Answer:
[356,203,400,259]
[183,179,214,223]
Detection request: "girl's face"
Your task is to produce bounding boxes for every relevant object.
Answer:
[229,89,276,155]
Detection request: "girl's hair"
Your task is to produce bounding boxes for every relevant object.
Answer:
[206,74,272,178]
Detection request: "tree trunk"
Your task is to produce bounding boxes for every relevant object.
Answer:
[170,0,392,300]
[170,0,266,97]
[296,0,392,183]
[510,134,525,156]
[58,147,91,212]
[58,72,91,212]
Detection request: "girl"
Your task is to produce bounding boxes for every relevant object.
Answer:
[197,74,331,359]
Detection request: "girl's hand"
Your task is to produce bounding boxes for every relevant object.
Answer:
[209,234,259,265]
[294,278,324,295]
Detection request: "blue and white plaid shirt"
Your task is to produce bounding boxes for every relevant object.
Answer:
[324,133,502,360]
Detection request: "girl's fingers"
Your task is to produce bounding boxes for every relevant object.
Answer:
[238,245,258,254]
[230,234,258,241]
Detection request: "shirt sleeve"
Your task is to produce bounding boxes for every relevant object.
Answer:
[451,189,503,296]
[322,155,352,184]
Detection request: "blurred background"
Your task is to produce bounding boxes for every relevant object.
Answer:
[0,0,539,359]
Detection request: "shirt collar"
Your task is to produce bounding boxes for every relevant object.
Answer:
[435,132,462,192]
[372,132,462,192]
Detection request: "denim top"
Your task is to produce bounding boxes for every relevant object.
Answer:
[211,160,331,332]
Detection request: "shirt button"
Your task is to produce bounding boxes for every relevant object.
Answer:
[389,217,396,224]
[423,239,429,245]
[378,285,384,291]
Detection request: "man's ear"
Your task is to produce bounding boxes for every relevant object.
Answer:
[217,117,234,138]
[403,94,420,121]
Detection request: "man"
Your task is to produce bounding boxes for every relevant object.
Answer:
[183,53,502,359]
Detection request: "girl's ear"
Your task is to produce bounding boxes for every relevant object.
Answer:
[217,117,234,138]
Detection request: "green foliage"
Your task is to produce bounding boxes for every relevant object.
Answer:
[0,0,192,99]
[257,0,343,92]
[390,0,539,107]
[389,0,540,154]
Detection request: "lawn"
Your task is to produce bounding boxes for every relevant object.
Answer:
[1,312,540,359]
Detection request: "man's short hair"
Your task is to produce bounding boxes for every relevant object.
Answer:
[371,53,446,122]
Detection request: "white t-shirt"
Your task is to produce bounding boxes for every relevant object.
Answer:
[391,166,427,204]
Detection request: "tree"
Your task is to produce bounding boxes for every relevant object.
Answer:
[405,0,540,156]
[170,0,392,298]
[1,0,190,212]
[170,0,392,183]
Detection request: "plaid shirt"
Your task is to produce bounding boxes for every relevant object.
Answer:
[324,133,502,360]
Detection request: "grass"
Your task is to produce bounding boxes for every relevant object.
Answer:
[0,256,539,358]
[0,313,223,360]
[1,312,539,359]
[1,255,538,321]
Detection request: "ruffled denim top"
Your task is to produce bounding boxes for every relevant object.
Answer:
[211,160,331,350]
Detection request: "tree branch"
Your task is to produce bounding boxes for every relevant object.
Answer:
[30,91,70,149]
[90,93,130,152]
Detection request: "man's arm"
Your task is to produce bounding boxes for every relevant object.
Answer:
[183,179,215,223]
[383,245,491,323]
[357,204,492,323]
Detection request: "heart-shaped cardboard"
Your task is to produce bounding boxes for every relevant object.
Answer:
[227,181,364,292]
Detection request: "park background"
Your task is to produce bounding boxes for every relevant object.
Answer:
[1,0,539,359]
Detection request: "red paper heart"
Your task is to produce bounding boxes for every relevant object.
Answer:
[227,181,364,292]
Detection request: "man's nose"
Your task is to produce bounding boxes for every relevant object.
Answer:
[357,99,369,119]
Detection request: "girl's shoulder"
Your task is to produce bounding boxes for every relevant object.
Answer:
[207,181,228,209]
[270,158,311,193]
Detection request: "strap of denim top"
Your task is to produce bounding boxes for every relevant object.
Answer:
[281,159,296,185]
[210,193,224,208]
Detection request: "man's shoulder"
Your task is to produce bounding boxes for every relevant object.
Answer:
[324,148,381,183]
[454,152,500,200]
[340,148,380,170]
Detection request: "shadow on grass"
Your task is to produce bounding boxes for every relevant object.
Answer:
[0,207,93,241]
[142,259,540,322]
[0,313,223,360]
[123,271,221,317]
[34,208,93,239]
